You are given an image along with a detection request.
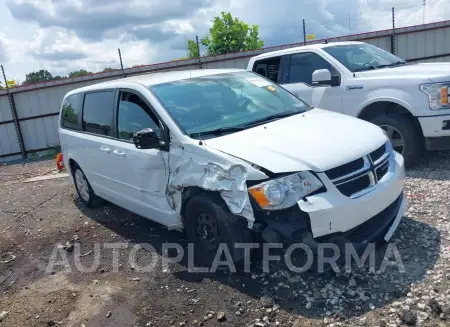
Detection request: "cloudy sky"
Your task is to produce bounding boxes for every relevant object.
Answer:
[0,0,449,82]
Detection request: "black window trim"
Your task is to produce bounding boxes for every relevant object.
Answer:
[114,88,169,151]
[252,57,282,84]
[79,88,117,139]
[59,92,84,131]
[282,51,342,87]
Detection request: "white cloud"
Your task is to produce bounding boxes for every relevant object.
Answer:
[0,0,449,82]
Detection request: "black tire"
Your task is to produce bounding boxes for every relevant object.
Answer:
[184,192,252,268]
[72,164,102,207]
[371,114,423,167]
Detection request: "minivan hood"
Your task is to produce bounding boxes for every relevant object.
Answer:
[357,63,450,83]
[204,109,387,174]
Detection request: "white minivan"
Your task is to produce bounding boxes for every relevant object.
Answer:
[59,69,406,264]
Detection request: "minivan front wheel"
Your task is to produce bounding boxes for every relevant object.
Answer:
[371,114,423,167]
[184,193,252,267]
[73,165,101,207]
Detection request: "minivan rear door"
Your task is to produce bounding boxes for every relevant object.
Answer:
[79,90,118,199]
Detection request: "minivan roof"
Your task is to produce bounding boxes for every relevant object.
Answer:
[65,69,245,97]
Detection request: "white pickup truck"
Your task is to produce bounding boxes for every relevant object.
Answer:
[247,41,450,166]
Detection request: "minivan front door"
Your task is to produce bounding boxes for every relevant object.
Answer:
[105,90,175,226]
[280,52,343,113]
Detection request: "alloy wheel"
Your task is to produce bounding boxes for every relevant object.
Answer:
[379,124,405,154]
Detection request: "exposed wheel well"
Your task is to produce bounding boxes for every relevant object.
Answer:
[68,159,77,176]
[180,186,205,225]
[357,101,423,135]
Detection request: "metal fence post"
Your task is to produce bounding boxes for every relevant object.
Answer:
[1,65,26,159]
[196,35,202,69]
[303,19,306,45]
[391,7,396,55]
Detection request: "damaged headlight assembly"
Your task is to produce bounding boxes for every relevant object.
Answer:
[248,172,323,210]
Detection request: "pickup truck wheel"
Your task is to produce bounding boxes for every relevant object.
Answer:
[371,114,423,166]
[73,165,102,207]
[184,193,252,268]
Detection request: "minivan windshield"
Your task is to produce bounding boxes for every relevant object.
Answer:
[150,71,309,138]
[323,44,407,72]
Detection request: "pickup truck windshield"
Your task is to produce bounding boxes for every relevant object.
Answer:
[150,71,309,138]
[323,44,406,72]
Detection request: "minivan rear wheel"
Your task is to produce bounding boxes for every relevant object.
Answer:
[184,193,252,268]
[73,164,102,207]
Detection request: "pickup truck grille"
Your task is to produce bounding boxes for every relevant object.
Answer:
[325,142,391,198]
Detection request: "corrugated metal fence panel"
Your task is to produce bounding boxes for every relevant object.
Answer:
[0,95,13,122]
[397,26,450,60]
[14,76,120,119]
[203,58,250,69]
[0,123,21,157]
[19,116,59,151]
[364,36,392,52]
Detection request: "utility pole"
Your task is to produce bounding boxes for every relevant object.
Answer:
[422,0,426,24]
[196,35,202,69]
[391,7,396,55]
[303,19,306,45]
[118,48,125,77]
[1,65,26,160]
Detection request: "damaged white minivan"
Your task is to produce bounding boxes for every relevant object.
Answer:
[59,69,406,264]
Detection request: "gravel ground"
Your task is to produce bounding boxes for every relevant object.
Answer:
[0,151,449,327]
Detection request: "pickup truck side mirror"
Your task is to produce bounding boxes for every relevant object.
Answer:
[133,128,161,149]
[312,69,340,87]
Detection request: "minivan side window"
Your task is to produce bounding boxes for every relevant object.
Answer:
[288,52,337,85]
[61,93,83,130]
[117,91,160,141]
[82,91,115,136]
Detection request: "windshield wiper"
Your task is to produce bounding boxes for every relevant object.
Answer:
[387,60,407,67]
[353,65,377,72]
[189,126,245,137]
[243,111,301,127]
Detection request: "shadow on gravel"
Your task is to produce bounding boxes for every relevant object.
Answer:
[77,199,440,321]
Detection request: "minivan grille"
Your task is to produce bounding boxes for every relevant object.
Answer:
[370,143,387,163]
[325,143,391,198]
[325,158,364,180]
[336,174,371,197]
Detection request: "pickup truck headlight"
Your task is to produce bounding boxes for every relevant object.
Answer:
[420,82,450,110]
[248,172,323,210]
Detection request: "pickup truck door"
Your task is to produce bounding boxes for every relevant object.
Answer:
[279,52,343,113]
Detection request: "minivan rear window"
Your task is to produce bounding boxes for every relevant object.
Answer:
[82,91,115,136]
[61,93,83,130]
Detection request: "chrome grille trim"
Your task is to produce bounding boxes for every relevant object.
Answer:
[327,142,393,198]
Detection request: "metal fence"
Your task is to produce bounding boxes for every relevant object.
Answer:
[1,19,450,162]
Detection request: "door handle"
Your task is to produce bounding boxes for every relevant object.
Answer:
[100,146,111,153]
[113,150,126,157]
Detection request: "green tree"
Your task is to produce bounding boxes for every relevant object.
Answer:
[199,12,264,56]
[68,69,91,78]
[0,82,4,90]
[24,69,53,84]
[187,39,200,59]
[102,68,114,72]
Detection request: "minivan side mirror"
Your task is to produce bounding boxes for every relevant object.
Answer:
[312,69,340,87]
[133,128,161,149]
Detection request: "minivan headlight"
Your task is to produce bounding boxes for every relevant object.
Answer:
[248,172,323,210]
[420,82,450,110]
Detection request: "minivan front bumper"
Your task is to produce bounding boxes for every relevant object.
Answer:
[298,152,405,239]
